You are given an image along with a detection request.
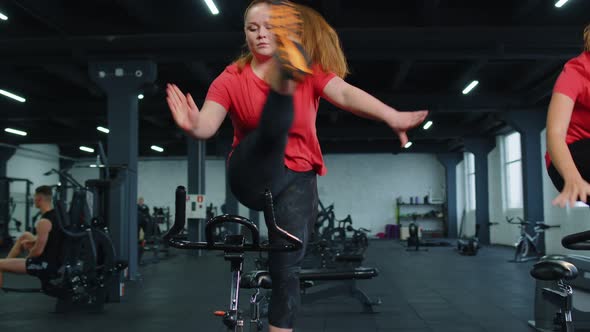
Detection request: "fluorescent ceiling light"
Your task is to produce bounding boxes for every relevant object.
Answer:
[555,0,569,8]
[462,80,479,95]
[204,0,219,15]
[423,120,433,130]
[404,141,413,149]
[138,94,144,100]
[97,126,109,134]
[0,89,26,102]
[89,164,97,168]
[5,128,27,136]
[79,146,94,153]
[151,145,164,152]
[0,12,8,21]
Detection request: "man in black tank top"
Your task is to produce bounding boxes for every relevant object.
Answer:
[0,185,65,288]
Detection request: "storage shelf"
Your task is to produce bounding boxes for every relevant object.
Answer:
[395,199,447,237]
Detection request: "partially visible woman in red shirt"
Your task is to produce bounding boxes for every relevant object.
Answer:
[546,23,590,208]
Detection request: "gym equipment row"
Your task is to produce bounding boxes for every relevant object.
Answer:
[454,215,560,259]
[2,186,127,313]
[309,200,371,264]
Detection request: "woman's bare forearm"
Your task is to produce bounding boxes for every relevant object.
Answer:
[547,130,582,181]
[186,100,228,140]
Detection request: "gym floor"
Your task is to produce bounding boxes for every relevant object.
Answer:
[0,240,535,332]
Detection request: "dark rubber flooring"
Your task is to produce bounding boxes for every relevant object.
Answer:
[0,240,538,331]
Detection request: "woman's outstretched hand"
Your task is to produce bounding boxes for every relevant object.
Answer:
[553,176,590,208]
[166,83,200,132]
[385,110,429,147]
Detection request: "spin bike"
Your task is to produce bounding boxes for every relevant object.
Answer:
[164,186,302,332]
[506,216,560,263]
[529,230,590,332]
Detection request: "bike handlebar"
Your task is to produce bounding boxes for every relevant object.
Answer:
[162,186,187,241]
[205,214,260,247]
[562,230,590,250]
[535,223,560,230]
[505,216,559,229]
[164,186,302,252]
[505,216,530,225]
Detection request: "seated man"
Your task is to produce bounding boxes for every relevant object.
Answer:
[0,185,64,288]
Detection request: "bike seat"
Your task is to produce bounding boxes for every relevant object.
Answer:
[241,271,272,289]
[535,223,552,230]
[530,260,578,281]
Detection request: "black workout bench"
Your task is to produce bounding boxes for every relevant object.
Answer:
[241,266,381,313]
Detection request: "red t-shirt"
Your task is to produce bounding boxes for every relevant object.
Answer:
[545,51,590,168]
[205,62,336,176]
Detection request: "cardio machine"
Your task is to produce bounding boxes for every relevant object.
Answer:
[506,216,560,263]
[406,214,427,251]
[529,230,590,332]
[1,198,127,313]
[164,186,302,332]
[456,209,480,256]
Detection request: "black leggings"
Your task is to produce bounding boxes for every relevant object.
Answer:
[548,138,590,192]
[228,91,318,329]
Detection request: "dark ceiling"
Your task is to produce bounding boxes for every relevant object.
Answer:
[1,0,588,159]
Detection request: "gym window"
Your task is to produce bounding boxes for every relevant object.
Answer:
[503,131,523,209]
[465,152,476,211]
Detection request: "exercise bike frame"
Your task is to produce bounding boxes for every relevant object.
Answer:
[538,230,590,332]
[164,186,302,332]
[507,217,560,263]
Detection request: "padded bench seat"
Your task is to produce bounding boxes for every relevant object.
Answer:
[241,267,378,289]
[334,254,365,263]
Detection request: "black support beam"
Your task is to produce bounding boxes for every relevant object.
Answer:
[0,27,582,64]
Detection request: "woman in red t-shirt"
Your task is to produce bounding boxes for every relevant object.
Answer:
[546,23,590,208]
[166,1,427,330]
